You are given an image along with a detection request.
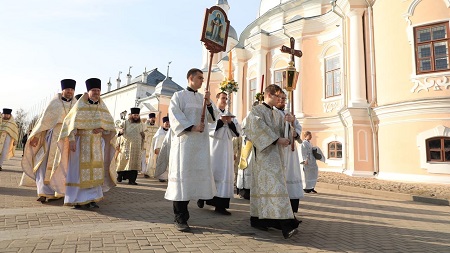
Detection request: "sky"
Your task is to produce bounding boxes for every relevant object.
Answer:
[0,0,260,118]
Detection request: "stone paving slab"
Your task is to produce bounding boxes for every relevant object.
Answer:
[1,152,450,252]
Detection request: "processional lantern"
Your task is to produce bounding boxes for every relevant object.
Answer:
[281,37,302,92]
[280,37,303,151]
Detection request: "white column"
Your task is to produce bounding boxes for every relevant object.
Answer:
[348,9,367,107]
[294,38,304,117]
[256,49,267,95]
[233,61,244,120]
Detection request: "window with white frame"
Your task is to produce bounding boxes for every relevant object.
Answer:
[249,78,257,110]
[274,70,284,87]
[325,55,341,98]
[328,141,342,159]
[426,137,450,162]
[414,22,450,74]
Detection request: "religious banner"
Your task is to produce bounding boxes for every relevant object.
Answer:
[201,6,230,53]
[200,5,230,124]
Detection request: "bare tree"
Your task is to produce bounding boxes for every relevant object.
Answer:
[14,108,28,149]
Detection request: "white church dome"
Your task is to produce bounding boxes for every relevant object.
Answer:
[259,0,292,17]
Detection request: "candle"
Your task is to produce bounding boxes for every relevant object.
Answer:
[228,50,233,80]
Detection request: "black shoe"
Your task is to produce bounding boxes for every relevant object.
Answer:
[303,189,311,193]
[214,208,231,215]
[174,222,191,232]
[197,200,204,208]
[144,175,150,178]
[0,166,2,171]
[117,175,122,182]
[283,228,298,239]
[251,225,269,231]
[159,179,167,182]
[128,182,138,185]
[37,196,46,203]
[73,205,82,209]
[311,189,317,194]
[90,202,99,208]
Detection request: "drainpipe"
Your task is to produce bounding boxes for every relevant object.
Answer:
[332,0,350,173]
[364,0,379,176]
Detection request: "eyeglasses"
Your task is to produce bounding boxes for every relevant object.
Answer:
[271,94,286,100]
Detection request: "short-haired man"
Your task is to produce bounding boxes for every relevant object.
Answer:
[274,91,304,216]
[0,108,19,171]
[244,84,299,239]
[165,68,217,232]
[52,78,116,209]
[198,92,241,215]
[21,79,78,202]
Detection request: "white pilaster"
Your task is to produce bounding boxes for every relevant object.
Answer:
[348,9,367,107]
[233,60,244,120]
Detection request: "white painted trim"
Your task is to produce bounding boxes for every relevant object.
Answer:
[416,125,450,174]
[322,135,345,167]
[377,172,450,184]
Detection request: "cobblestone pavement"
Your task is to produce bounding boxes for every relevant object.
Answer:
[1,152,449,253]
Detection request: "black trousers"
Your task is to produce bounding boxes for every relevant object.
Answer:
[205,196,230,209]
[250,216,299,234]
[290,199,299,213]
[173,201,190,224]
[237,188,250,200]
[118,170,138,183]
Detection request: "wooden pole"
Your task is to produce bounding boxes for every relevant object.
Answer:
[290,90,295,151]
[200,51,215,125]
[260,74,265,93]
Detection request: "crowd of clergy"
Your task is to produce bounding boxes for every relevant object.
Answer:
[0,68,323,239]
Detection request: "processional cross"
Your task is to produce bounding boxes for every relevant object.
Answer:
[280,37,303,151]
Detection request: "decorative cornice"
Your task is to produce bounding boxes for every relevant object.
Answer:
[410,74,450,93]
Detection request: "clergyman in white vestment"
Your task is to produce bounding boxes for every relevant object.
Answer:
[164,68,217,232]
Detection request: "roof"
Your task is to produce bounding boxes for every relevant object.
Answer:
[153,77,184,96]
[130,68,166,87]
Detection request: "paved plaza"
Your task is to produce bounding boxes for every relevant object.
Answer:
[1,151,449,253]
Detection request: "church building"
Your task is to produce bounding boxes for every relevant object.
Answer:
[205,0,450,184]
[101,67,183,126]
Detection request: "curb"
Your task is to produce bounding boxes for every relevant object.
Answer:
[316,182,450,206]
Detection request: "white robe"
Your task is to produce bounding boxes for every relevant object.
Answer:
[155,131,171,180]
[301,140,319,189]
[208,111,241,198]
[276,108,304,199]
[0,135,11,166]
[236,116,252,190]
[164,90,217,201]
[152,127,168,180]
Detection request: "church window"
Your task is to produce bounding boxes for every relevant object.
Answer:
[414,22,450,74]
[274,70,284,87]
[426,137,450,162]
[328,141,342,158]
[249,78,257,110]
[325,56,341,98]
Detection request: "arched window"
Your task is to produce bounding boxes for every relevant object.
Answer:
[325,55,341,98]
[328,141,342,158]
[426,137,450,162]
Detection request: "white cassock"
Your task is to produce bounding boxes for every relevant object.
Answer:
[300,140,325,190]
[209,110,241,198]
[236,115,252,192]
[0,135,12,166]
[152,127,169,180]
[154,131,171,180]
[275,108,304,200]
[164,90,217,201]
